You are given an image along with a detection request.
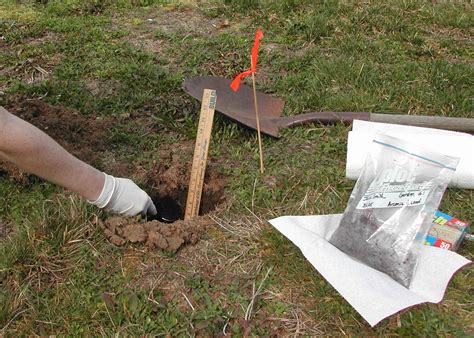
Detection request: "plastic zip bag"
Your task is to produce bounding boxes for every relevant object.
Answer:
[329,133,460,287]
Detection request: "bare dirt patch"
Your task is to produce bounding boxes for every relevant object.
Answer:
[114,6,232,38]
[0,99,112,184]
[141,8,231,36]
[4,99,109,163]
[111,7,235,57]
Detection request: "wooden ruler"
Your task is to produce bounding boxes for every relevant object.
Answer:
[184,89,217,220]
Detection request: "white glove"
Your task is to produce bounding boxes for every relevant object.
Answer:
[91,173,157,217]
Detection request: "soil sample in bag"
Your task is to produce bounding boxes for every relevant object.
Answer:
[329,133,459,288]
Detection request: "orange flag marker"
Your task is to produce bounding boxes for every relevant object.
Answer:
[230,29,264,91]
[230,28,265,173]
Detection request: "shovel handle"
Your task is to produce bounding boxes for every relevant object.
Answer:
[370,113,474,132]
[279,111,474,133]
[278,111,370,128]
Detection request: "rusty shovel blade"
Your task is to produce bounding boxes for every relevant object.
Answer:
[182,76,286,137]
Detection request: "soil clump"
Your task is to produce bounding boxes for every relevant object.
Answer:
[101,216,212,253]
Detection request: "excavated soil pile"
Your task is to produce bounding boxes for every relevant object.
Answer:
[101,142,227,252]
[101,216,212,253]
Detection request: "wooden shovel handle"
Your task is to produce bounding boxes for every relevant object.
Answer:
[278,111,474,133]
[277,111,370,128]
[371,113,474,132]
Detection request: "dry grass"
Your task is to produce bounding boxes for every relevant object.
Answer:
[205,210,331,335]
[0,194,102,334]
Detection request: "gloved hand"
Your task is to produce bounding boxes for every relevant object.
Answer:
[90,173,157,217]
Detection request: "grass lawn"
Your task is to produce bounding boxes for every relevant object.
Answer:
[1,0,473,335]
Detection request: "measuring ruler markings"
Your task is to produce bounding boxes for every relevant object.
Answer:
[185,89,217,220]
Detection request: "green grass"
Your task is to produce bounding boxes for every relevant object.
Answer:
[1,0,473,335]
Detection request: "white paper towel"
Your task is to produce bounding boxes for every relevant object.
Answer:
[346,120,474,189]
[268,214,471,327]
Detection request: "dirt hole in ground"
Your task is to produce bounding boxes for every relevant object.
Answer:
[102,142,227,253]
[1,98,227,253]
[145,142,227,218]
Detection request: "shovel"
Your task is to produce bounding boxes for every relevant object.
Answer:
[183,76,474,137]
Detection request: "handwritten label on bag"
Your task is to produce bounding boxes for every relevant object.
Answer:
[356,167,431,209]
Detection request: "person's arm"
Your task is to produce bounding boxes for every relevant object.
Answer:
[0,106,156,216]
[0,106,104,200]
